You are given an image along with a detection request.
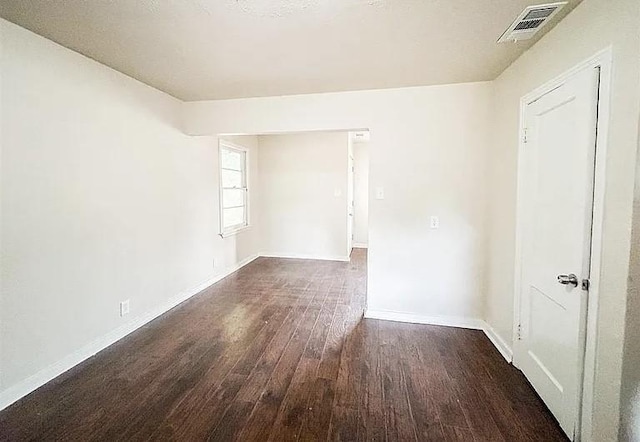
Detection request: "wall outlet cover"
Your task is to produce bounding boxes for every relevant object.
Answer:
[120,300,130,316]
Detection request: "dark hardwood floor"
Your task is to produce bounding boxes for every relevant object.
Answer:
[0,249,567,441]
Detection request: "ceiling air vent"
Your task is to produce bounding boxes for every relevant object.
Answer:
[498,2,567,43]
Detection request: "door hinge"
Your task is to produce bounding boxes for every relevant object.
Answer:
[522,128,529,144]
[517,323,522,341]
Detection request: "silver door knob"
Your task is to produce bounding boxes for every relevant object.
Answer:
[557,273,579,287]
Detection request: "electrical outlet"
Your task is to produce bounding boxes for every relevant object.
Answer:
[430,216,440,229]
[120,300,130,317]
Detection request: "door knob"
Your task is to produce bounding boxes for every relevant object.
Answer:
[557,273,579,287]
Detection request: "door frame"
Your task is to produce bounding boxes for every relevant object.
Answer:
[347,136,355,256]
[512,47,612,441]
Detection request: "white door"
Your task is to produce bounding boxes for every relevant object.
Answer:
[514,67,600,439]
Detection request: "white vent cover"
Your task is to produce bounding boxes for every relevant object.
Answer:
[498,2,567,43]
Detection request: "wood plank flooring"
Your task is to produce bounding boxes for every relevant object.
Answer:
[0,249,567,441]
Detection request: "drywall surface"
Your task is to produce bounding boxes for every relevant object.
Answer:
[353,141,369,246]
[257,132,349,260]
[620,127,640,442]
[0,19,260,398]
[485,0,640,440]
[184,81,492,322]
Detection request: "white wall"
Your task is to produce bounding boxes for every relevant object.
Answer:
[353,141,369,247]
[184,82,492,323]
[257,132,349,260]
[485,0,640,440]
[0,19,261,405]
[620,119,640,442]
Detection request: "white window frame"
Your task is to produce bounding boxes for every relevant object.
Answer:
[219,140,250,237]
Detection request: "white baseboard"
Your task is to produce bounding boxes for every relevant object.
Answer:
[364,309,485,330]
[483,323,513,363]
[0,254,259,412]
[260,253,350,262]
[364,309,513,363]
[352,243,368,248]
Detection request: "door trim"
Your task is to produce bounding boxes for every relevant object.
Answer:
[513,47,612,441]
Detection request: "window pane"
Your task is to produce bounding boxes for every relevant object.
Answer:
[223,207,245,228]
[221,148,243,171]
[223,189,245,208]
[221,169,243,188]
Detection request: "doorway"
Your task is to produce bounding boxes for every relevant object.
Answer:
[513,50,611,441]
[350,131,370,254]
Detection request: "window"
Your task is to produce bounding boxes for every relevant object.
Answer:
[219,141,249,236]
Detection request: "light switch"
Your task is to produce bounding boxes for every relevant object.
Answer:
[375,187,384,200]
[430,216,440,229]
[334,188,342,197]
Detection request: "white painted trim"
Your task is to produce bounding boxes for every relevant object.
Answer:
[364,309,485,330]
[512,47,612,442]
[484,324,514,363]
[0,254,260,412]
[260,253,350,262]
[219,225,251,238]
[347,138,354,256]
[218,139,250,237]
[352,242,368,248]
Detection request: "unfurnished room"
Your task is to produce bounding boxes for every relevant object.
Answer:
[0,1,639,441]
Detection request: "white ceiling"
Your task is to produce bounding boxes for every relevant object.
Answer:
[0,0,581,101]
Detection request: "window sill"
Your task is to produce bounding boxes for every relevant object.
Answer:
[219,225,251,238]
